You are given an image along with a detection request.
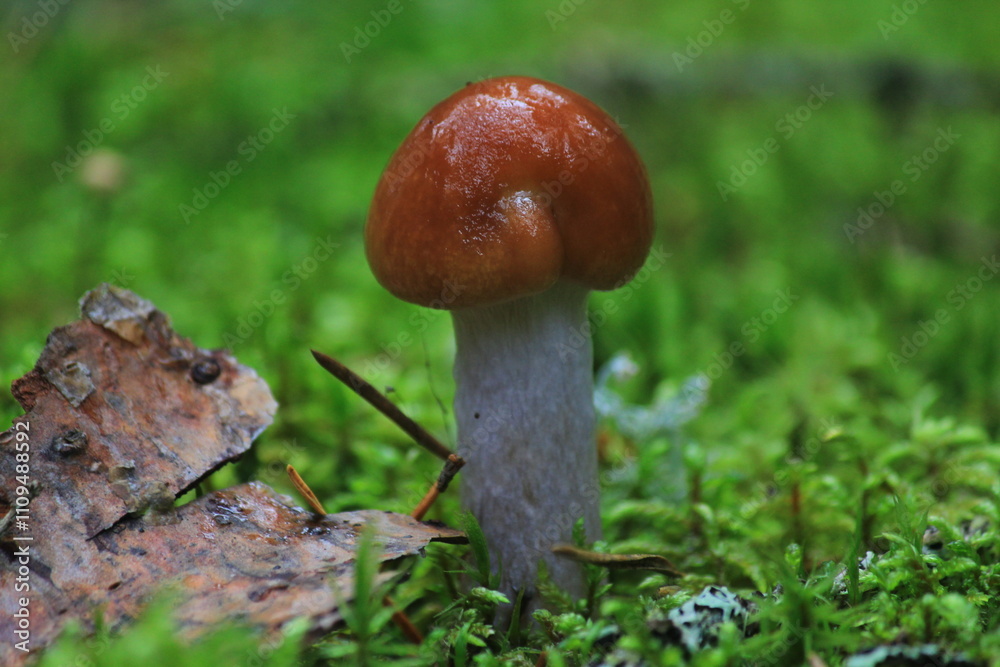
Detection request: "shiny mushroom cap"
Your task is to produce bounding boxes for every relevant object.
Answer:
[365,75,653,309]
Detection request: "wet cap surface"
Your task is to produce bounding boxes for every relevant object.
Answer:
[365,76,654,308]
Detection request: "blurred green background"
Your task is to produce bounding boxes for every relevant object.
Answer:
[1,0,998,564]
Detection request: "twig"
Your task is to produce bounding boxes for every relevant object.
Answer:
[807,653,829,667]
[286,466,425,645]
[308,349,470,646]
[410,454,465,520]
[410,486,440,522]
[310,349,457,462]
[287,464,327,515]
[384,596,424,644]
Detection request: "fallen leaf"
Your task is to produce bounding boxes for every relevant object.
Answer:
[551,544,683,576]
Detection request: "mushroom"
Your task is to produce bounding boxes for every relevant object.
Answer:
[364,76,653,612]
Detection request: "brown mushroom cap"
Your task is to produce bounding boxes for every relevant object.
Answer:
[365,76,653,309]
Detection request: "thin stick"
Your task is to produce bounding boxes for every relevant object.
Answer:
[288,466,424,645]
[287,464,327,515]
[411,454,465,521]
[311,349,457,462]
[436,454,465,492]
[410,486,439,522]
[384,596,424,644]
[309,347,465,645]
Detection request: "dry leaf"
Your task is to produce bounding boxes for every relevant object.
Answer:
[552,544,683,576]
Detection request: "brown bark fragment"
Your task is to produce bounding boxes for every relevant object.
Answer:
[0,285,463,665]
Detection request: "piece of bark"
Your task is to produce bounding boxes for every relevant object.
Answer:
[0,285,463,665]
[67,482,461,640]
[6,284,277,540]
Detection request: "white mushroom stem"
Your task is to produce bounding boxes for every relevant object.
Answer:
[452,280,601,609]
